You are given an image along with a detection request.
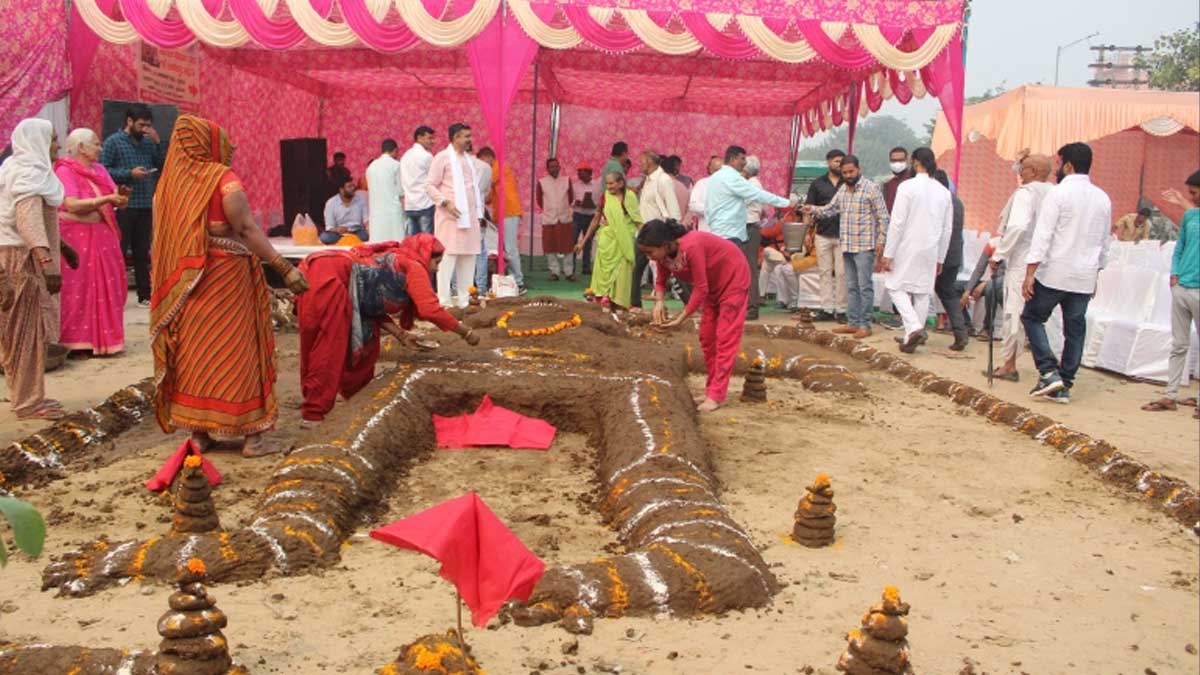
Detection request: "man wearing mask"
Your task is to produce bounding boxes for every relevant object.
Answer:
[879,146,914,329]
[101,103,163,306]
[1022,143,1112,404]
[804,149,846,322]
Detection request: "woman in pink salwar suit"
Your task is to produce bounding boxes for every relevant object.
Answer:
[54,129,128,355]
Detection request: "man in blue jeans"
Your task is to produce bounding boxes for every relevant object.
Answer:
[805,155,889,338]
[1021,142,1112,404]
[400,125,436,236]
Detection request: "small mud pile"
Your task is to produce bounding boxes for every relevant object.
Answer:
[375,631,482,675]
[172,455,220,534]
[836,586,914,675]
[156,559,247,675]
[740,358,767,403]
[793,474,836,547]
[0,378,155,487]
[683,342,866,394]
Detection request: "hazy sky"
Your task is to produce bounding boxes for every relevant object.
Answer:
[802,0,1199,148]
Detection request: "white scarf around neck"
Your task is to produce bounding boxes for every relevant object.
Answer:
[448,149,476,230]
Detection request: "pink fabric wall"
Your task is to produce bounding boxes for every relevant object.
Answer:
[71,42,320,223]
[1,0,73,144]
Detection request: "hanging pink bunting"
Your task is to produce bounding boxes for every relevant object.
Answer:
[341,0,420,52]
[802,110,814,137]
[679,12,758,59]
[888,69,913,104]
[120,0,195,48]
[228,0,306,49]
[561,5,642,52]
[830,94,843,127]
[864,72,884,112]
[796,21,876,69]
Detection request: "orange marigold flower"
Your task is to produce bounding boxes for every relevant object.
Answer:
[186,558,207,575]
[813,473,831,486]
[183,455,203,469]
[883,585,901,603]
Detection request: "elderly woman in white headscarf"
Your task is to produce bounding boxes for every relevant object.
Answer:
[0,119,76,419]
[54,128,128,357]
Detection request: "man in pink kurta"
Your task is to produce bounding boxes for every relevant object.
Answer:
[425,123,483,307]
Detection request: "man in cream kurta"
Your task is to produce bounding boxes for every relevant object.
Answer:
[987,153,1053,380]
[364,139,404,243]
[881,158,953,351]
[426,123,483,308]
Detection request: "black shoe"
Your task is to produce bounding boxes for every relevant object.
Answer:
[746,308,760,321]
[949,335,969,351]
[834,312,848,323]
[812,310,836,322]
[1029,371,1065,398]
[880,316,903,330]
[899,331,922,353]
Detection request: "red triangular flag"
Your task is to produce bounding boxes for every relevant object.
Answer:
[433,395,556,450]
[370,493,545,627]
[145,438,222,492]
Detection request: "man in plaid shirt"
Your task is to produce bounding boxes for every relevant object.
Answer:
[101,103,164,306]
[804,155,889,338]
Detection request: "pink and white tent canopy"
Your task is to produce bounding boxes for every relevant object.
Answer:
[26,0,965,266]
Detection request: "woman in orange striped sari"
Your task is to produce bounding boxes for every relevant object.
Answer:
[150,115,308,457]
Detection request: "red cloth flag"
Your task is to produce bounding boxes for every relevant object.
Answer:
[433,394,556,450]
[145,438,222,492]
[370,492,545,627]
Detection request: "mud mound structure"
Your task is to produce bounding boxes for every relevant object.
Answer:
[375,631,482,675]
[744,323,1200,531]
[793,474,836,547]
[0,378,155,487]
[44,299,799,625]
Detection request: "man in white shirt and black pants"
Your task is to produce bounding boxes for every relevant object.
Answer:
[1022,142,1112,404]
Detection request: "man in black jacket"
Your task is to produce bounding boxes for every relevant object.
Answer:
[805,149,846,322]
[932,169,968,350]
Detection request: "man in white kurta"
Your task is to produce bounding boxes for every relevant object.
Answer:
[364,139,405,243]
[881,162,953,351]
[988,153,1053,379]
[426,124,483,308]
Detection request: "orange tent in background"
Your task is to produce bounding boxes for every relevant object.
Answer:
[931,85,1200,231]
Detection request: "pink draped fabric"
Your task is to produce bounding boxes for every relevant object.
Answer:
[888,69,913,105]
[864,72,884,112]
[69,0,108,96]
[340,0,418,52]
[227,0,307,49]
[53,159,126,355]
[1,0,72,143]
[119,0,195,48]
[679,12,759,59]
[466,11,543,272]
[560,5,643,53]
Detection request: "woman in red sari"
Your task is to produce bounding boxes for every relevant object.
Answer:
[295,234,480,425]
[151,115,308,457]
[54,128,128,356]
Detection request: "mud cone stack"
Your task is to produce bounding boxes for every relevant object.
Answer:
[792,474,836,547]
[836,586,913,675]
[172,455,220,534]
[740,358,768,403]
[156,559,234,675]
[794,307,815,328]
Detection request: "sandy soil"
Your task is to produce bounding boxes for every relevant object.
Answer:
[1,307,1197,675]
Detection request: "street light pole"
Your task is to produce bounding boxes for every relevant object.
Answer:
[1055,31,1100,85]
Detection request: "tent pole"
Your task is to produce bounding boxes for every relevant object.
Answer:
[529,62,539,267]
[846,82,860,155]
[786,114,800,194]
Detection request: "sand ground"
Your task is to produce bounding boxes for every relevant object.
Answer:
[0,305,1197,675]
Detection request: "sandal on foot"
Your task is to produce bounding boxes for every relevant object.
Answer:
[17,401,65,420]
[1141,399,1177,412]
[1179,397,1198,408]
[982,369,1020,382]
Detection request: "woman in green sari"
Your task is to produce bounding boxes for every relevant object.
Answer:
[575,171,641,309]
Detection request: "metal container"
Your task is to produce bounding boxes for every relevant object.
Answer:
[783,221,808,252]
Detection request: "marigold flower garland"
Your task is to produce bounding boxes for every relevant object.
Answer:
[496,309,582,338]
